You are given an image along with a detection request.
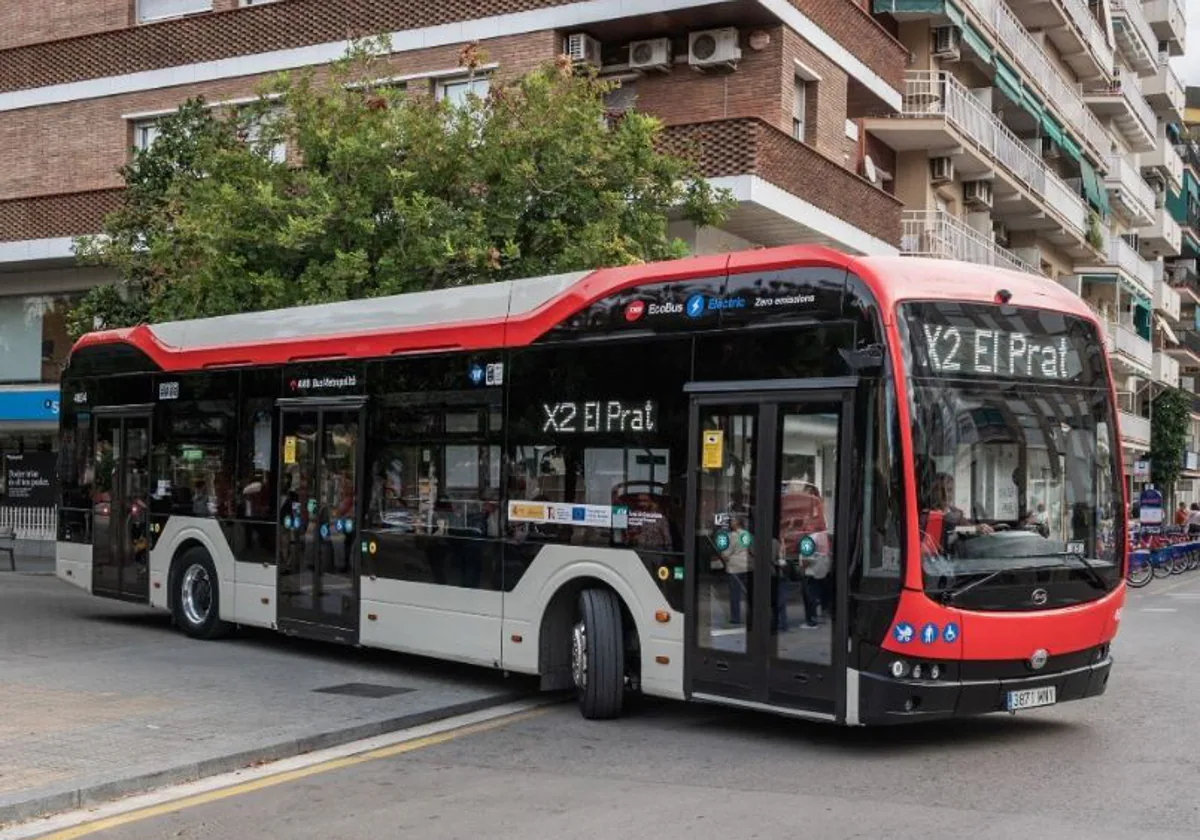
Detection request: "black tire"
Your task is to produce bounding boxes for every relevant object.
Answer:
[1153,557,1173,579]
[171,547,230,640]
[1126,558,1153,588]
[1189,550,1200,572]
[1171,551,1188,575]
[572,588,625,720]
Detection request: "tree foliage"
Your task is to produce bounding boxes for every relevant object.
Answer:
[70,39,734,336]
[1150,387,1191,491]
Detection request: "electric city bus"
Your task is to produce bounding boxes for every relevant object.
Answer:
[55,246,1126,724]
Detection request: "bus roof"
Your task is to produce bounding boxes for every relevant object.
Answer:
[71,246,1097,372]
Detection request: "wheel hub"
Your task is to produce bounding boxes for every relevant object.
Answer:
[180,564,212,627]
[571,620,587,689]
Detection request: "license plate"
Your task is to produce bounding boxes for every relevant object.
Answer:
[1006,686,1056,711]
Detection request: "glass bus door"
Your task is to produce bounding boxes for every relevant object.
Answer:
[685,390,852,720]
[91,412,151,603]
[276,405,362,643]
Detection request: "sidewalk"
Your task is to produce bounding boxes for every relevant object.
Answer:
[0,574,535,827]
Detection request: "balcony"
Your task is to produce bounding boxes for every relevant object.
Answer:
[1006,0,1113,82]
[1140,206,1183,257]
[1168,259,1200,304]
[1143,133,1185,193]
[899,210,1043,274]
[1154,350,1181,388]
[1142,61,1186,123]
[1104,154,1157,227]
[1145,0,1186,56]
[864,73,1092,254]
[1084,70,1157,153]
[971,0,1111,159]
[1119,410,1152,448]
[1099,316,1154,374]
[1168,328,1200,365]
[1111,0,1162,75]
[1101,234,1157,293]
[1154,265,1182,320]
[659,119,903,253]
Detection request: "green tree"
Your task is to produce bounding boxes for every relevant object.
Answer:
[70,39,734,335]
[1150,387,1191,492]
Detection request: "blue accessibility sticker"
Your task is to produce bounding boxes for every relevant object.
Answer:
[942,622,959,643]
[920,622,939,645]
[319,523,329,539]
[893,622,915,644]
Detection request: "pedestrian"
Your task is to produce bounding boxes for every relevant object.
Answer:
[1187,503,1200,536]
[1177,502,1189,527]
[721,514,752,626]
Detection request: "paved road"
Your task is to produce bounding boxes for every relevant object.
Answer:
[0,573,530,823]
[22,573,1200,840]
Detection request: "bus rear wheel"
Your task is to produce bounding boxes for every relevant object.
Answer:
[172,547,230,640]
[572,588,625,720]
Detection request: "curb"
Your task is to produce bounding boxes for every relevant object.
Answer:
[0,691,527,828]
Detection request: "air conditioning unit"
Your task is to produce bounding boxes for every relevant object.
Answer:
[564,33,602,69]
[964,179,993,209]
[993,221,1010,247]
[931,25,962,61]
[629,38,672,72]
[930,155,955,184]
[688,28,741,70]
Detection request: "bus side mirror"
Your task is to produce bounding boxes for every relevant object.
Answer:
[839,344,884,372]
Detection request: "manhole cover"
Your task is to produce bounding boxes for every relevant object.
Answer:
[312,683,415,699]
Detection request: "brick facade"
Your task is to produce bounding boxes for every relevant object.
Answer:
[0,0,905,100]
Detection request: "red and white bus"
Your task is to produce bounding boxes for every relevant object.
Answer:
[56,246,1125,723]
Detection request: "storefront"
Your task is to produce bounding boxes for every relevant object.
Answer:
[0,387,60,499]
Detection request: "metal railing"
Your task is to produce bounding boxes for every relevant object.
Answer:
[899,72,1089,235]
[1112,0,1160,68]
[1145,60,1186,114]
[1105,154,1156,221]
[1110,235,1155,293]
[986,0,1110,156]
[900,210,1044,275]
[1174,328,1200,358]
[1061,0,1115,74]
[1119,410,1152,445]
[0,506,56,541]
[1119,68,1157,140]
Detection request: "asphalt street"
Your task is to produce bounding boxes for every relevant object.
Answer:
[20,573,1200,840]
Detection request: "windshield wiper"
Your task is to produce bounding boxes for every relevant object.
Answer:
[935,569,1008,604]
[1038,552,1109,589]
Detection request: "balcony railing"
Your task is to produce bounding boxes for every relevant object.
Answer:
[1104,234,1156,293]
[1154,270,1182,320]
[1173,328,1200,358]
[1154,350,1181,388]
[1119,410,1152,445]
[1085,69,1157,146]
[1105,153,1157,223]
[967,0,1111,157]
[1097,313,1154,370]
[1144,138,1185,189]
[1060,0,1116,75]
[1112,0,1161,72]
[895,73,1089,236]
[900,210,1043,275]
[1141,206,1183,255]
[1143,60,1185,119]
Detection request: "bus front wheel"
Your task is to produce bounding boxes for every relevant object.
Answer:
[171,547,230,640]
[572,588,625,720]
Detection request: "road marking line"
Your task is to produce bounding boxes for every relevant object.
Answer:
[6,699,551,840]
[1141,607,1178,613]
[1144,576,1200,597]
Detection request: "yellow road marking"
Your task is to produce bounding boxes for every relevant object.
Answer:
[40,707,546,840]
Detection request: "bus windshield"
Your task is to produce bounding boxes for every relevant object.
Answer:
[900,301,1123,608]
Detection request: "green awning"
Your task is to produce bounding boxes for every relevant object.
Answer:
[872,0,946,12]
[1061,134,1083,162]
[1020,87,1044,122]
[944,1,965,25]
[1041,115,1065,148]
[994,59,1023,106]
[960,23,992,64]
[1080,159,1103,213]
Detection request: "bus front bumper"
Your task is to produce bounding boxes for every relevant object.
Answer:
[856,656,1113,724]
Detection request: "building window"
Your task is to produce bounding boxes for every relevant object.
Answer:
[243,109,287,163]
[137,0,213,23]
[0,294,75,385]
[133,119,161,152]
[437,76,490,108]
[793,77,807,141]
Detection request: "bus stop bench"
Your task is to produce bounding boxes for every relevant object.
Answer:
[0,527,13,570]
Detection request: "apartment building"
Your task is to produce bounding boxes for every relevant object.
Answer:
[868,0,1189,497]
[0,0,910,464]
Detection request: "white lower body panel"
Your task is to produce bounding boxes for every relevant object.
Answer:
[56,541,92,592]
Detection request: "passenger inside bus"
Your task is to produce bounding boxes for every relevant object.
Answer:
[919,472,994,558]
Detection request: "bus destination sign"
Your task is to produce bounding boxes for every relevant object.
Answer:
[542,400,657,434]
[919,325,1074,380]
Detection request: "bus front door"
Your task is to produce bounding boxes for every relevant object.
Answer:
[91,412,151,603]
[685,388,853,722]
[276,404,363,643]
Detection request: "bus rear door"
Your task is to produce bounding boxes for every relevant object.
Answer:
[684,382,855,722]
[91,409,152,603]
[275,399,365,643]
